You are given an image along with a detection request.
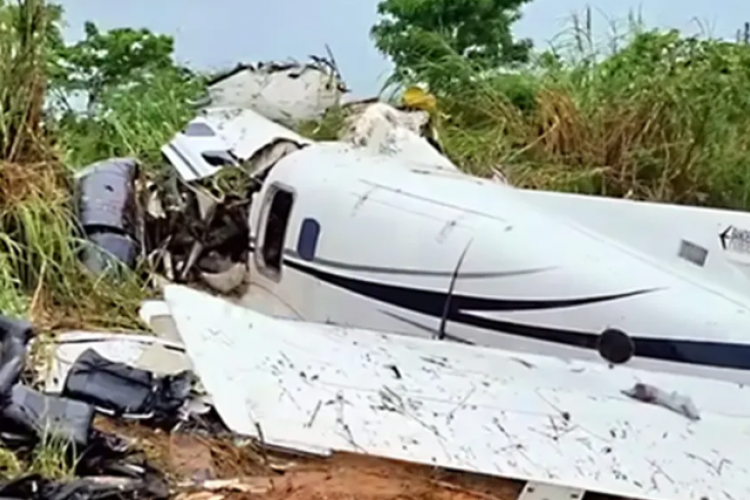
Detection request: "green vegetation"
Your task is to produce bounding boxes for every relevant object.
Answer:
[0,0,745,486]
[369,1,750,207]
[0,0,749,336]
[0,0,203,333]
[371,0,533,87]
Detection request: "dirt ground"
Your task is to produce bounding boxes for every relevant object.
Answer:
[96,418,523,500]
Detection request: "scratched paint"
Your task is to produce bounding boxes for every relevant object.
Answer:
[166,284,750,500]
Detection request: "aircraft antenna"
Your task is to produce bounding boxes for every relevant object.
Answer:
[436,239,472,340]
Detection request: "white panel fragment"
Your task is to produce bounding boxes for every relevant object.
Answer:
[165,284,750,500]
[42,331,188,392]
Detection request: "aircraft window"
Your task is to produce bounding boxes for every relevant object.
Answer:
[297,218,320,261]
[261,187,294,273]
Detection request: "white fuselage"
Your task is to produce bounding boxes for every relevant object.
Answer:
[235,142,750,385]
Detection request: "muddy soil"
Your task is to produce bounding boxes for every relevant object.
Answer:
[96,417,522,500]
[176,453,523,500]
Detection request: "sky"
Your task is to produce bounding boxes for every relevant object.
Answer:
[57,0,748,96]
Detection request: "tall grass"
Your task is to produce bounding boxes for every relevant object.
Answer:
[0,0,156,329]
[56,69,205,170]
[390,10,750,210]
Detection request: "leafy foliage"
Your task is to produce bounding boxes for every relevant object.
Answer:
[406,21,750,208]
[371,0,533,87]
[50,20,181,111]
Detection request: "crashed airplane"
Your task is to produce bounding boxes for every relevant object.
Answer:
[57,81,750,499]
[150,97,750,387]
[26,283,749,500]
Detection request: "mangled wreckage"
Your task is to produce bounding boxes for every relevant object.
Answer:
[11,284,748,500]
[73,86,455,296]
[78,81,750,386]
[60,54,750,499]
[200,55,349,127]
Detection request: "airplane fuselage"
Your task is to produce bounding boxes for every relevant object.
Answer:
[238,143,750,386]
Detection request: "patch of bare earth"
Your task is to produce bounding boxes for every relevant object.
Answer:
[96,417,523,500]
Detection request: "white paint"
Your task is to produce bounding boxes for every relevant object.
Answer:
[206,59,345,127]
[166,285,750,500]
[41,331,187,393]
[341,102,457,172]
[244,141,750,385]
[162,107,310,181]
[198,107,310,162]
[518,190,750,299]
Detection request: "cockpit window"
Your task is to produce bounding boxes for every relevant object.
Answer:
[259,186,294,277]
[297,218,320,261]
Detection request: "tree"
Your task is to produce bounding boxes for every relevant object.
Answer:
[371,0,533,85]
[50,21,180,112]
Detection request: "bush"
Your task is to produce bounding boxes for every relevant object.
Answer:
[398,21,750,209]
[0,0,200,329]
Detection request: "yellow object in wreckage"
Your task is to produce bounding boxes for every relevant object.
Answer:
[401,86,437,113]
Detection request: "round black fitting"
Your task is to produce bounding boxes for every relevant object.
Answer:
[597,328,635,364]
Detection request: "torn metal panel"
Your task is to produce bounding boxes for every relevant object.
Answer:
[162,117,239,182]
[74,157,140,273]
[199,107,311,164]
[204,56,347,127]
[165,284,750,500]
[41,331,189,393]
[162,107,310,182]
[341,102,459,172]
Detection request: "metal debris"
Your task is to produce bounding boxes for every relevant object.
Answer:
[0,316,174,499]
[623,382,701,420]
[164,284,750,500]
[74,157,141,275]
[0,474,169,500]
[203,54,348,127]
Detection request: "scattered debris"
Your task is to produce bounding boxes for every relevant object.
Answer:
[74,158,141,275]
[203,54,348,127]
[0,316,172,499]
[39,331,191,392]
[61,348,195,426]
[163,284,750,500]
[0,473,168,500]
[623,382,701,420]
